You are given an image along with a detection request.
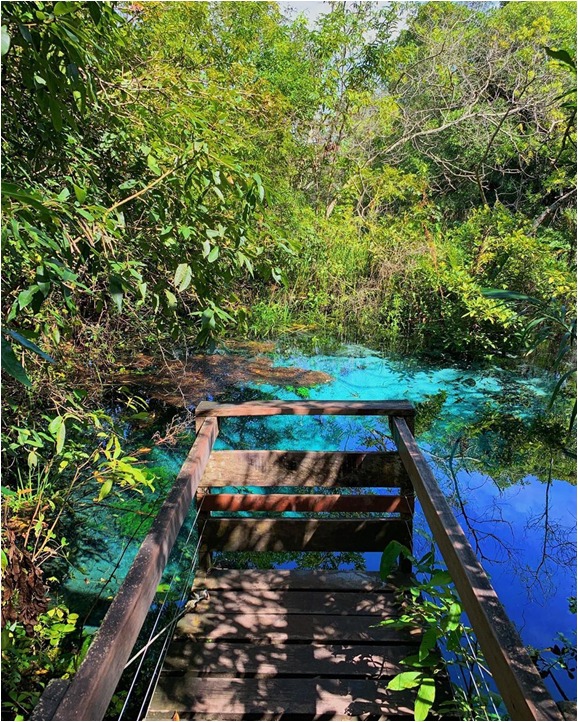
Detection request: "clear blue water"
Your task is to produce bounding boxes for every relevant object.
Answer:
[212,348,576,698]
[65,346,576,702]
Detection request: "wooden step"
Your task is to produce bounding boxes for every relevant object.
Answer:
[186,589,400,616]
[193,569,404,591]
[162,641,418,676]
[147,677,417,720]
[202,518,410,552]
[199,450,410,488]
[146,569,434,721]
[175,612,420,643]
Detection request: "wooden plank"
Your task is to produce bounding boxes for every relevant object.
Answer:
[147,677,416,719]
[198,450,410,489]
[162,641,418,676]
[188,589,399,616]
[193,569,406,592]
[48,418,219,722]
[202,518,410,552]
[392,416,562,722]
[200,493,412,514]
[30,680,70,721]
[196,399,415,419]
[175,612,420,643]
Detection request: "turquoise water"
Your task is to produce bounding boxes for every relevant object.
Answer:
[211,348,576,698]
[65,346,576,702]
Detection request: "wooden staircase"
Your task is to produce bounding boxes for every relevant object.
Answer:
[35,400,564,722]
[147,569,425,720]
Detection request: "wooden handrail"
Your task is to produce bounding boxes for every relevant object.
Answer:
[391,416,562,722]
[44,418,219,721]
[195,399,416,419]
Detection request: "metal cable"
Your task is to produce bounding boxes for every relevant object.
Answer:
[134,517,210,720]
[117,497,209,720]
[463,627,502,719]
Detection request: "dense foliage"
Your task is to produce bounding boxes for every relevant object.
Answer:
[1,1,575,718]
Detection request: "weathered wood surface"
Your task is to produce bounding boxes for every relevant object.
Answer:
[200,492,412,514]
[202,518,410,552]
[162,641,417,676]
[147,569,428,721]
[147,677,417,720]
[175,612,419,643]
[183,589,399,616]
[392,416,563,722]
[194,568,403,591]
[29,680,70,721]
[47,418,219,722]
[199,449,411,488]
[196,399,416,419]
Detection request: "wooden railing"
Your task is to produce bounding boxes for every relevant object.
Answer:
[33,417,220,721]
[33,400,562,721]
[390,417,562,721]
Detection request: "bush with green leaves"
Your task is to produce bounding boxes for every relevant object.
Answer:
[379,540,504,721]
[1,604,92,721]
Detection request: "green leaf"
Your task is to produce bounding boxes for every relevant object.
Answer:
[129,412,150,421]
[1,25,11,56]
[212,185,224,202]
[5,330,55,363]
[48,416,66,454]
[429,570,452,587]
[253,173,265,202]
[481,288,542,305]
[237,251,253,275]
[73,183,87,203]
[205,228,220,239]
[1,182,46,211]
[165,289,177,308]
[445,601,462,632]
[202,240,211,258]
[547,369,576,409]
[207,246,219,263]
[109,276,124,313]
[418,627,438,661]
[147,154,161,175]
[387,671,421,691]
[48,94,63,132]
[87,2,102,24]
[380,540,411,580]
[53,2,77,15]
[174,263,192,292]
[545,47,576,71]
[77,208,95,222]
[97,478,113,501]
[17,286,40,310]
[415,678,436,721]
[119,179,138,190]
[201,308,216,329]
[1,549,7,571]
[1,337,31,387]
